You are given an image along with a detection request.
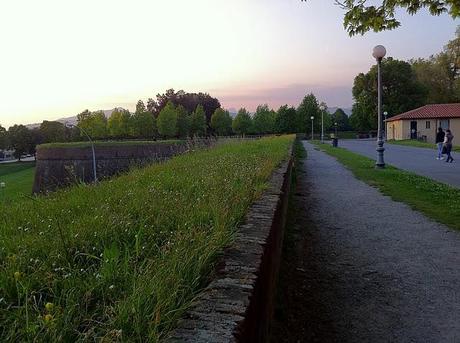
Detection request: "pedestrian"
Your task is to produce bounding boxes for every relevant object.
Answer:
[443,129,454,163]
[436,127,445,160]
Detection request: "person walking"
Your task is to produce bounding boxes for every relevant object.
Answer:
[444,129,454,163]
[436,127,445,160]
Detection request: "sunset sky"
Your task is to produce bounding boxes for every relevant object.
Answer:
[0,0,458,128]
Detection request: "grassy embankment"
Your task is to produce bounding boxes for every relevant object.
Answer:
[313,142,460,231]
[38,139,182,149]
[387,139,460,152]
[0,135,293,342]
[0,162,36,203]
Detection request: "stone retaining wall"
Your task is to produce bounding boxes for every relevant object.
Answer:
[32,140,214,194]
[167,146,293,342]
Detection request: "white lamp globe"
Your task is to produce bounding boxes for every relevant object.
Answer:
[310,116,314,120]
[372,45,386,60]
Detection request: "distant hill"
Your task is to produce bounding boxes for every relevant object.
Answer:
[25,108,129,129]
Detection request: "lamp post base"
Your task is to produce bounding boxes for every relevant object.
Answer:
[375,140,385,168]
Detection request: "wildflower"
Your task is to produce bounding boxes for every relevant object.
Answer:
[45,302,54,312]
[43,314,53,323]
[109,285,115,290]
[13,271,21,281]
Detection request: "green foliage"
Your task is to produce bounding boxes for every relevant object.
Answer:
[350,57,427,131]
[315,142,460,231]
[77,110,108,139]
[232,108,253,135]
[333,0,460,36]
[7,125,34,159]
[210,108,233,135]
[157,101,178,138]
[39,121,65,143]
[108,109,132,138]
[332,108,351,131]
[135,100,147,114]
[253,104,276,134]
[297,93,320,134]
[0,136,294,341]
[176,105,191,138]
[0,125,8,149]
[131,111,157,138]
[190,104,207,136]
[275,105,297,134]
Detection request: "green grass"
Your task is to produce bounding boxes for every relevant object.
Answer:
[38,139,183,149]
[313,142,460,231]
[0,135,294,342]
[0,162,35,203]
[387,139,460,152]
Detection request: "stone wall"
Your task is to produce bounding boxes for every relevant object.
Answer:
[32,140,213,194]
[167,146,293,342]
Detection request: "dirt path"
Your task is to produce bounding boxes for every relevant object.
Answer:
[270,142,460,343]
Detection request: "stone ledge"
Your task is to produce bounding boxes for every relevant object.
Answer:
[166,145,293,342]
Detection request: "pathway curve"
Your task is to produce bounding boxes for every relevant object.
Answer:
[271,142,460,343]
[339,139,460,188]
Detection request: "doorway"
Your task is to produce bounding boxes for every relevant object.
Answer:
[410,121,417,139]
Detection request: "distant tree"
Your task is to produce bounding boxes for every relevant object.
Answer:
[0,125,8,149]
[210,108,233,135]
[350,57,427,130]
[176,105,190,138]
[190,104,207,136]
[135,100,147,114]
[108,108,132,138]
[253,104,276,134]
[320,0,460,36]
[28,128,43,156]
[232,108,253,135]
[332,108,350,131]
[157,101,178,138]
[275,105,297,134]
[39,120,65,143]
[297,94,320,134]
[77,110,108,139]
[131,111,157,138]
[8,125,32,160]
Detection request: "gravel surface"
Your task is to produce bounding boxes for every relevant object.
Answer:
[339,139,460,188]
[271,142,460,343]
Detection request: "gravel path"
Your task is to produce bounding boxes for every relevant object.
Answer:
[339,139,460,188]
[271,142,460,343]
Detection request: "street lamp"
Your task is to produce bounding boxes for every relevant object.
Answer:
[66,123,97,183]
[310,116,314,140]
[319,104,326,143]
[383,111,388,141]
[334,122,338,137]
[373,45,386,168]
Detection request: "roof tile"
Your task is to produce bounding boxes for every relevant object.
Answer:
[387,104,460,122]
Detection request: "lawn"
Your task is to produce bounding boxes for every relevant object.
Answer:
[387,139,460,152]
[313,142,460,231]
[0,136,293,342]
[0,162,36,203]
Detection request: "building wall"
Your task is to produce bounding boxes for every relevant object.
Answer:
[387,118,460,144]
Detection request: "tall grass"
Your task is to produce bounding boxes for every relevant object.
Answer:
[0,135,293,341]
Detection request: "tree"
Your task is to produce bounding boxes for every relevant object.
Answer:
[253,104,276,134]
[0,125,8,149]
[157,101,178,138]
[131,111,157,138]
[135,100,147,114]
[39,121,65,143]
[77,110,108,139]
[7,125,32,160]
[350,57,427,131]
[297,93,322,134]
[176,105,190,138]
[275,105,298,134]
[323,0,460,36]
[210,108,233,135]
[332,108,351,131]
[108,108,132,138]
[232,108,253,135]
[190,104,207,136]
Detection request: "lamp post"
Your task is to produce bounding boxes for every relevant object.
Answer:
[310,116,314,140]
[66,123,97,183]
[334,122,338,137]
[319,104,326,143]
[373,45,386,168]
[383,111,388,141]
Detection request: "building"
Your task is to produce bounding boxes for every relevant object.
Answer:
[0,149,14,161]
[386,103,460,144]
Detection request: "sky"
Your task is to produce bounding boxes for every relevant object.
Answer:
[0,0,458,128]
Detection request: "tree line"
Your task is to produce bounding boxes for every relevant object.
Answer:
[350,26,460,131]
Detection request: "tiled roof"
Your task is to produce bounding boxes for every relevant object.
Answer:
[387,104,460,122]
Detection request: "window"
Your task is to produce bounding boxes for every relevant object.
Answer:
[426,121,431,129]
[440,119,450,130]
